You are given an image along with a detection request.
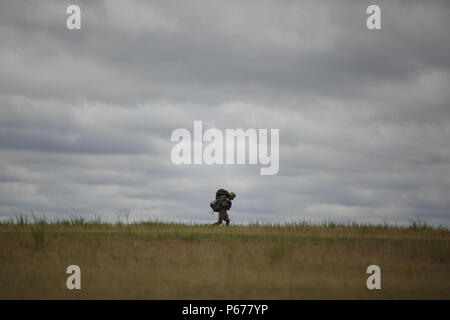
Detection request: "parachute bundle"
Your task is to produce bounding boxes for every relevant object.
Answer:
[215,189,230,199]
[210,189,232,212]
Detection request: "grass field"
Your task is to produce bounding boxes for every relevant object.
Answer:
[0,216,449,299]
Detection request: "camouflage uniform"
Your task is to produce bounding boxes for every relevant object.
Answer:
[213,210,230,226]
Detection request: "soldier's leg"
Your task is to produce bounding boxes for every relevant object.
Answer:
[224,212,230,226]
[215,212,225,225]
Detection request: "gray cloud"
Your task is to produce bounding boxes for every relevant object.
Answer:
[0,0,449,226]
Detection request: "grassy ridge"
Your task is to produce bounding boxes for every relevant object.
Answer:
[0,218,449,299]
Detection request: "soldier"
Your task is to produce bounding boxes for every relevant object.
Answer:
[212,191,236,226]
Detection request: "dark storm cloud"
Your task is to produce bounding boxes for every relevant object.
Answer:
[0,0,449,225]
[2,0,448,105]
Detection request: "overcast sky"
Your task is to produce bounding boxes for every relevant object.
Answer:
[1,0,449,225]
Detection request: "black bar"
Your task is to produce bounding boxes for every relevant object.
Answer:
[1,300,448,319]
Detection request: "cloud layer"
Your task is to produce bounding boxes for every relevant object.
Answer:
[1,0,450,225]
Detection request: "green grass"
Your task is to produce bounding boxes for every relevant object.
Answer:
[0,217,449,299]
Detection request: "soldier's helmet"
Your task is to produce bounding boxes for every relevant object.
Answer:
[229,192,236,199]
